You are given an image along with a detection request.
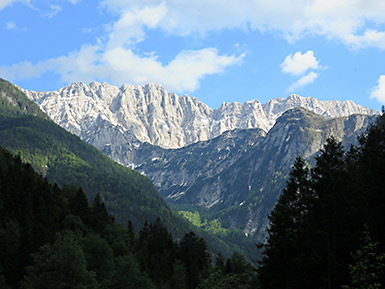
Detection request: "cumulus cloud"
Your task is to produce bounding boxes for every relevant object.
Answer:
[101,0,385,49]
[8,0,385,94]
[281,50,325,91]
[288,71,319,92]
[0,3,242,93]
[370,75,385,104]
[106,3,167,48]
[5,0,385,49]
[281,51,321,75]
[0,45,243,93]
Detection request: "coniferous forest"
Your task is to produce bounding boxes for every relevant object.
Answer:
[0,146,258,289]
[1,88,385,288]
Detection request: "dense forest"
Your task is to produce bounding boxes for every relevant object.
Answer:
[0,146,257,289]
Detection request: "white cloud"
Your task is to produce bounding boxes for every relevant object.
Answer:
[101,0,385,50]
[0,0,77,11]
[5,20,27,31]
[370,75,385,104]
[281,50,324,92]
[43,4,62,18]
[288,71,318,92]
[5,21,16,30]
[5,0,385,50]
[0,0,32,11]
[106,3,167,48]
[0,45,243,93]
[281,51,321,75]
[0,2,242,93]
[0,0,18,10]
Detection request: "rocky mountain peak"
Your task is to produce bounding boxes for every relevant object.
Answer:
[21,82,379,150]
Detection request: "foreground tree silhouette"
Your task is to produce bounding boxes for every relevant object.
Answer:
[258,156,311,289]
[258,137,370,289]
[308,137,348,289]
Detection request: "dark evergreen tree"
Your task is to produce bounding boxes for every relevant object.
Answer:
[179,231,211,289]
[89,193,110,234]
[127,220,136,249]
[305,137,347,289]
[69,188,90,223]
[357,116,385,246]
[307,137,367,289]
[136,218,178,287]
[258,156,311,289]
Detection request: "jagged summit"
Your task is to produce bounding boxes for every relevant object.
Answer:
[22,82,379,150]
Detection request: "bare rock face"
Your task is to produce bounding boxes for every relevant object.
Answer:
[23,82,213,149]
[22,82,378,151]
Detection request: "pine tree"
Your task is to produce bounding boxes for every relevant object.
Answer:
[258,156,311,289]
[307,137,347,289]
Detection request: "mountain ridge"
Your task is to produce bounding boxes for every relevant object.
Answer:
[21,81,379,151]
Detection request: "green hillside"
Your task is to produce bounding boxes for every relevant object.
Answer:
[0,78,188,234]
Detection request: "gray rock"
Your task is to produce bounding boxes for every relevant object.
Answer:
[22,82,378,151]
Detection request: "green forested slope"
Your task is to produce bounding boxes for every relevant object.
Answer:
[0,78,189,234]
[0,80,48,119]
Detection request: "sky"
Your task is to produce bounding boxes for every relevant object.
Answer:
[1,0,385,111]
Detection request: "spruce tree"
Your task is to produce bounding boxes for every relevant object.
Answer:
[307,137,347,289]
[258,156,311,289]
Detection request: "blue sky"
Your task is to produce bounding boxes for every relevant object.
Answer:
[1,0,385,111]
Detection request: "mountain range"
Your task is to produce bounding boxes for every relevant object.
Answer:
[22,82,377,152]
[21,81,380,243]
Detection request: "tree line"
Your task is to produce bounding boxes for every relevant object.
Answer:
[258,114,385,288]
